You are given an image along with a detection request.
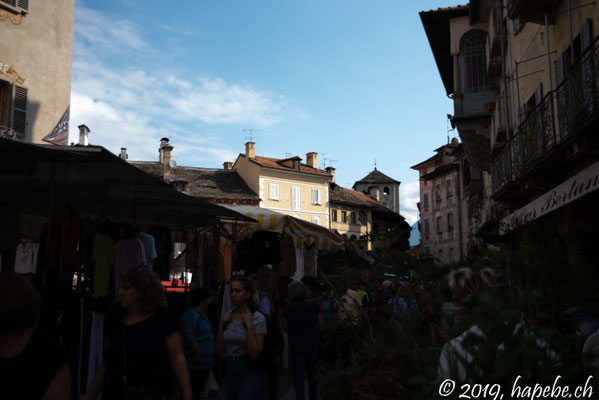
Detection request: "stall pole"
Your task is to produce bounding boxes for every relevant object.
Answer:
[43,161,56,289]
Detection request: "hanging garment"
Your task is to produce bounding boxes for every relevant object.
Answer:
[91,234,114,298]
[14,242,40,274]
[250,230,282,266]
[137,232,158,269]
[48,208,82,274]
[86,312,104,392]
[112,238,146,298]
[293,248,305,281]
[303,248,317,277]
[202,237,211,289]
[148,226,172,281]
[273,235,296,277]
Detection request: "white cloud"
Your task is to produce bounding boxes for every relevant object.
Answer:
[70,6,289,167]
[400,181,420,226]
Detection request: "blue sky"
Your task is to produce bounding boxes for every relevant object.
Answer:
[69,0,457,225]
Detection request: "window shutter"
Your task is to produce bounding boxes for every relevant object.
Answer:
[534,84,545,154]
[581,19,593,52]
[555,53,568,138]
[12,85,27,136]
[17,0,28,11]
[580,19,596,115]
[291,187,300,211]
[555,53,565,86]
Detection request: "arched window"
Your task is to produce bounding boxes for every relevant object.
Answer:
[460,30,492,93]
[383,186,390,196]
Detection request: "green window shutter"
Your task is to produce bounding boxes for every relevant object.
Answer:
[17,0,28,12]
[12,85,27,136]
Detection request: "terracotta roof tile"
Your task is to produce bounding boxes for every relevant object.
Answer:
[244,155,332,177]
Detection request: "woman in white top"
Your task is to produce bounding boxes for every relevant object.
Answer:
[216,275,267,400]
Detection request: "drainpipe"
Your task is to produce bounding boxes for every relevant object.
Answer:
[567,0,575,60]
[545,14,555,94]
[545,13,557,139]
[457,170,464,260]
[500,0,511,141]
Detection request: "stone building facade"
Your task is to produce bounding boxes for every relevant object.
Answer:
[0,0,74,143]
[353,168,401,214]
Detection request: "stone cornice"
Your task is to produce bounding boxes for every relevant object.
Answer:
[0,8,23,25]
[0,63,25,84]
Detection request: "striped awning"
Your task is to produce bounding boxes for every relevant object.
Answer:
[220,205,344,251]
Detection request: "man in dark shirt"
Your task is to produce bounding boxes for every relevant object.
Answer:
[283,280,323,400]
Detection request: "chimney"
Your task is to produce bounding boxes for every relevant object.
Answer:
[223,161,233,170]
[306,152,317,168]
[159,137,173,166]
[120,147,128,160]
[78,124,90,146]
[325,166,336,183]
[245,141,255,159]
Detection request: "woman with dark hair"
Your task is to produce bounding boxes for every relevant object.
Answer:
[181,287,215,400]
[216,275,267,400]
[0,273,71,400]
[84,268,192,400]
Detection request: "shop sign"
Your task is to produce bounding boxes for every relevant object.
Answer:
[501,161,599,232]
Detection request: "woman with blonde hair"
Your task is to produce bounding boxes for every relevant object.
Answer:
[216,275,267,400]
[84,268,192,400]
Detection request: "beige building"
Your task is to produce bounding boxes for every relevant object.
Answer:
[413,139,475,264]
[329,182,374,250]
[233,142,332,227]
[0,0,74,143]
[421,1,599,266]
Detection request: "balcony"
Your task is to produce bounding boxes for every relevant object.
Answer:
[0,125,24,141]
[507,0,560,25]
[491,37,599,198]
[486,7,503,76]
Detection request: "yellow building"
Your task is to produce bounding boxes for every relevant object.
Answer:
[329,183,373,250]
[0,0,74,143]
[232,142,332,227]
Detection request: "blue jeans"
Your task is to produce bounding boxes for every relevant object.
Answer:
[224,358,265,400]
[291,343,319,400]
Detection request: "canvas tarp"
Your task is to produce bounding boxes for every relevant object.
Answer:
[0,138,252,229]
[219,204,345,251]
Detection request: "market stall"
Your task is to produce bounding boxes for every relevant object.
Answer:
[0,138,253,396]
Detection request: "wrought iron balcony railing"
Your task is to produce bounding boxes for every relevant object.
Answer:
[491,35,599,196]
[0,125,24,141]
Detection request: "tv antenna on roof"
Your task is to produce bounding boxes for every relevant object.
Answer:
[244,128,261,142]
[284,151,292,158]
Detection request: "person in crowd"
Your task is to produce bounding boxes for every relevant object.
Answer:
[0,273,71,400]
[283,280,324,400]
[389,281,420,332]
[216,275,267,400]
[335,281,364,360]
[84,268,192,400]
[181,287,215,400]
[250,272,278,400]
[250,274,271,317]
[373,280,394,316]
[438,268,495,383]
[277,276,293,373]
